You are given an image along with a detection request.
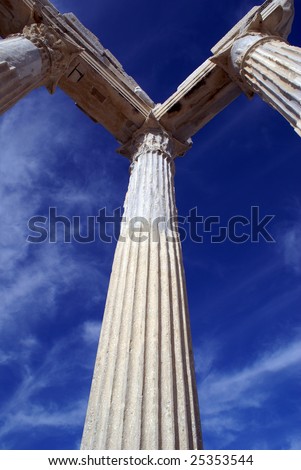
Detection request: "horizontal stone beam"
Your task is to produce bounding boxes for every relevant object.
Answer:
[153,0,295,142]
[0,0,296,144]
[211,0,301,137]
[0,0,154,144]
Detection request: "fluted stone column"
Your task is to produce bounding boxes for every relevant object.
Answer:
[231,33,301,136]
[0,23,80,114]
[81,127,202,450]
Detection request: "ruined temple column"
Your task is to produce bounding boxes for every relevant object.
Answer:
[0,23,80,114]
[81,126,202,450]
[230,33,301,136]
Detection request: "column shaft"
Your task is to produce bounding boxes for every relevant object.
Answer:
[0,36,45,114]
[81,129,202,450]
[0,23,80,114]
[231,34,301,136]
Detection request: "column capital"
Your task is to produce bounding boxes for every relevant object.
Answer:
[230,33,286,71]
[222,31,301,137]
[132,127,174,160]
[210,0,295,97]
[212,30,290,96]
[19,23,82,93]
[118,117,192,161]
[229,33,288,95]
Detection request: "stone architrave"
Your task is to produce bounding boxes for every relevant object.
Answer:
[211,0,301,136]
[81,125,202,450]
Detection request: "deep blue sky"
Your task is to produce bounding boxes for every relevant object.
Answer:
[0,0,300,450]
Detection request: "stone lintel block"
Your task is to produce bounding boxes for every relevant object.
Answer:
[153,0,295,141]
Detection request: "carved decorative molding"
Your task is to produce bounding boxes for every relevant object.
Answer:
[132,129,173,160]
[118,118,192,161]
[22,23,82,93]
[0,0,297,143]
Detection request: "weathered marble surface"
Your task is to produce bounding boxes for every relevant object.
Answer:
[81,127,202,450]
[231,34,301,137]
[0,0,297,143]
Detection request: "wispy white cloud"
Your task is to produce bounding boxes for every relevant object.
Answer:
[201,338,301,407]
[5,402,85,429]
[198,335,301,448]
[0,319,99,448]
[281,223,301,274]
[0,88,114,448]
[288,434,301,450]
[82,320,102,345]
[0,89,112,327]
[275,201,301,275]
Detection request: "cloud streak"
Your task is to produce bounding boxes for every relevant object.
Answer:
[198,335,301,449]
[281,223,301,274]
[0,89,114,449]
